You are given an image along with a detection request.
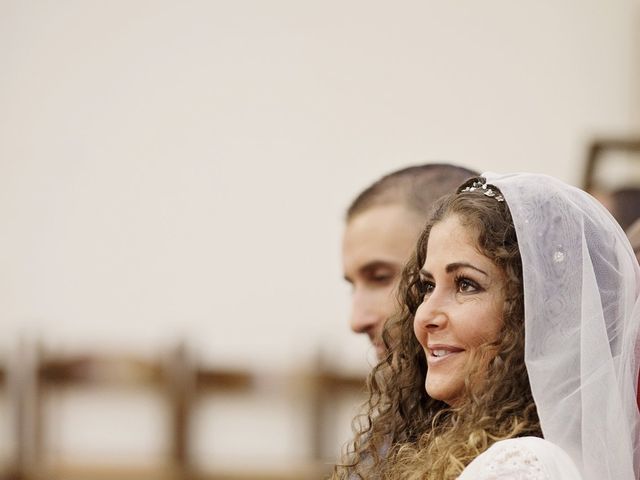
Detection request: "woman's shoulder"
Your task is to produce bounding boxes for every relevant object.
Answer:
[457,437,583,480]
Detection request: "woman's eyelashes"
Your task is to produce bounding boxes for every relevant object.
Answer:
[416,276,435,299]
[454,275,482,293]
[418,274,483,300]
[420,279,435,297]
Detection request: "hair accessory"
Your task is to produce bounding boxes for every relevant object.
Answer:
[459,180,505,202]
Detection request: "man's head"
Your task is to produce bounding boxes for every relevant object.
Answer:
[342,164,477,358]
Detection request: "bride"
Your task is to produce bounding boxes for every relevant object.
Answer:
[332,173,640,479]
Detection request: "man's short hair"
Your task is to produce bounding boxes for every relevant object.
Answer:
[346,163,478,221]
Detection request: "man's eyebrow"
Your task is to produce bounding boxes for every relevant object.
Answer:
[344,260,396,282]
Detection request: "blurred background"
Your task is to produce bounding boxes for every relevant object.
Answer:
[1,1,639,479]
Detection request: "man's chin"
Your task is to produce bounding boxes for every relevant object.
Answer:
[374,343,387,361]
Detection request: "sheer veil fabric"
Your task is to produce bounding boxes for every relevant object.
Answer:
[484,172,640,479]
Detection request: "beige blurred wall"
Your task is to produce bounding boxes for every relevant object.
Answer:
[0,0,639,467]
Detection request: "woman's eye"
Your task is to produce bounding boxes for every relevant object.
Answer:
[422,281,435,297]
[457,278,478,293]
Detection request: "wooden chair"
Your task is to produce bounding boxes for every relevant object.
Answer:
[0,342,366,480]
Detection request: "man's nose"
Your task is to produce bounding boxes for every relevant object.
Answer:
[350,291,380,334]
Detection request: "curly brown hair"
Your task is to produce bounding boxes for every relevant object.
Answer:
[333,178,541,479]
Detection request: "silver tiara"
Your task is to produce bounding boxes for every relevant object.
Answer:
[459,180,504,202]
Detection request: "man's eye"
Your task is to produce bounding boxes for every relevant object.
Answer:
[370,272,394,283]
[373,274,391,282]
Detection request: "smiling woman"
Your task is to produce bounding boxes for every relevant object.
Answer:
[333,174,640,480]
[415,214,506,406]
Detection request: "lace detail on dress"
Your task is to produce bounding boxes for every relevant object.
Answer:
[458,440,549,480]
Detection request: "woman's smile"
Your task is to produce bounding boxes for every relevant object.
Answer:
[427,344,465,364]
[413,214,506,405]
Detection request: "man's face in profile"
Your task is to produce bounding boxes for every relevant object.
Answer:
[342,204,424,359]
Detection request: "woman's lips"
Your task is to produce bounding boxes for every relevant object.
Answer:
[426,345,464,364]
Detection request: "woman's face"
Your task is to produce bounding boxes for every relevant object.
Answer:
[413,214,506,406]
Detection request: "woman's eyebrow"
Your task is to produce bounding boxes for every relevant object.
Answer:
[419,269,433,279]
[445,262,488,276]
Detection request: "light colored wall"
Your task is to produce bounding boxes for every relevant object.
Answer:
[1,0,639,467]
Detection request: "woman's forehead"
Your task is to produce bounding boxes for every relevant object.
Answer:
[423,216,495,270]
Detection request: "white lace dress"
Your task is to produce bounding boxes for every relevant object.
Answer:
[457,437,583,480]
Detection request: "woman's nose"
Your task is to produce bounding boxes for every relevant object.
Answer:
[414,291,448,331]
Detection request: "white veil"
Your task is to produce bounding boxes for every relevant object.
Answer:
[483,172,640,480]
